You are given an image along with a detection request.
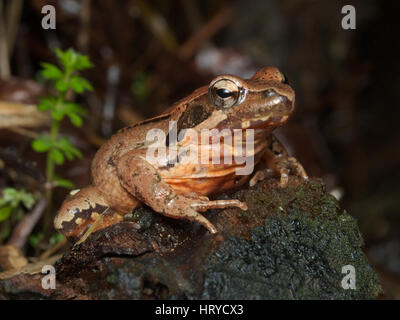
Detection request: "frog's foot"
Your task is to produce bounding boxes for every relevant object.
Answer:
[287,156,308,181]
[250,134,308,187]
[250,157,308,188]
[249,168,274,187]
[164,195,247,234]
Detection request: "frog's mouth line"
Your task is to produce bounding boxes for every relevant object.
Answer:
[241,95,293,129]
[263,93,290,108]
[241,114,290,129]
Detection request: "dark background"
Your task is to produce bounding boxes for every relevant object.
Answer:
[0,0,399,298]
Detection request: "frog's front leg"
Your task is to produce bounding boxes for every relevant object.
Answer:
[250,134,308,187]
[117,151,247,234]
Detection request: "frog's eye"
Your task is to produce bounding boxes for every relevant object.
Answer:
[209,79,240,108]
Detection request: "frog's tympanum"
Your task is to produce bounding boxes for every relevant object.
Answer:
[54,67,308,241]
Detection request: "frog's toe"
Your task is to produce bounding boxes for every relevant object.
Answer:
[192,213,218,234]
[279,171,289,187]
[249,169,273,187]
[287,157,309,180]
[191,199,247,211]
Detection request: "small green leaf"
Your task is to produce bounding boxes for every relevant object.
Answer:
[54,48,64,62]
[32,135,52,152]
[56,137,73,150]
[68,113,83,127]
[40,62,63,79]
[0,206,12,222]
[51,108,64,121]
[70,77,84,93]
[73,148,82,159]
[65,49,78,69]
[57,49,72,70]
[29,232,44,248]
[132,72,150,102]
[56,48,79,71]
[75,55,93,70]
[70,76,93,93]
[57,138,83,160]
[38,97,56,111]
[0,188,35,218]
[32,139,49,152]
[49,233,66,245]
[69,145,82,159]
[56,79,69,92]
[2,188,18,202]
[53,177,75,189]
[19,191,36,210]
[50,148,65,164]
[64,102,86,116]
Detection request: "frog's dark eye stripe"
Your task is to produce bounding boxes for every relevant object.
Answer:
[209,79,240,108]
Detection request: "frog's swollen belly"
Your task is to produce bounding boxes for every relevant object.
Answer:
[160,162,257,196]
[157,135,268,196]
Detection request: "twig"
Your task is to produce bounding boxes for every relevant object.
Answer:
[178,6,233,60]
[6,0,23,57]
[8,127,39,139]
[78,0,91,53]
[133,0,178,52]
[180,0,203,34]
[39,237,67,260]
[0,0,11,79]
[102,65,120,137]
[7,198,47,249]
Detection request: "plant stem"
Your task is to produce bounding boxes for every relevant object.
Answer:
[43,118,60,234]
[0,0,11,79]
[42,73,70,235]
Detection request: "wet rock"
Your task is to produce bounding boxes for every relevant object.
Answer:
[0,178,382,299]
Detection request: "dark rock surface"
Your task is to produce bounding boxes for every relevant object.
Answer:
[0,177,382,299]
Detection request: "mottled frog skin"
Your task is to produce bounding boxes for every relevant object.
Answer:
[54,67,308,241]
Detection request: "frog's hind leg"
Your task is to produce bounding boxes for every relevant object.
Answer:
[54,186,126,241]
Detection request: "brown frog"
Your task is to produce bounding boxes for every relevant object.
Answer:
[54,67,308,241]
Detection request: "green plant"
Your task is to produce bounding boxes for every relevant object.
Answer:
[29,232,66,250]
[28,232,44,248]
[32,48,93,233]
[131,71,150,102]
[0,188,36,243]
[49,232,66,245]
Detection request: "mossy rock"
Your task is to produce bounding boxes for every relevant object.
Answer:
[0,178,382,299]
